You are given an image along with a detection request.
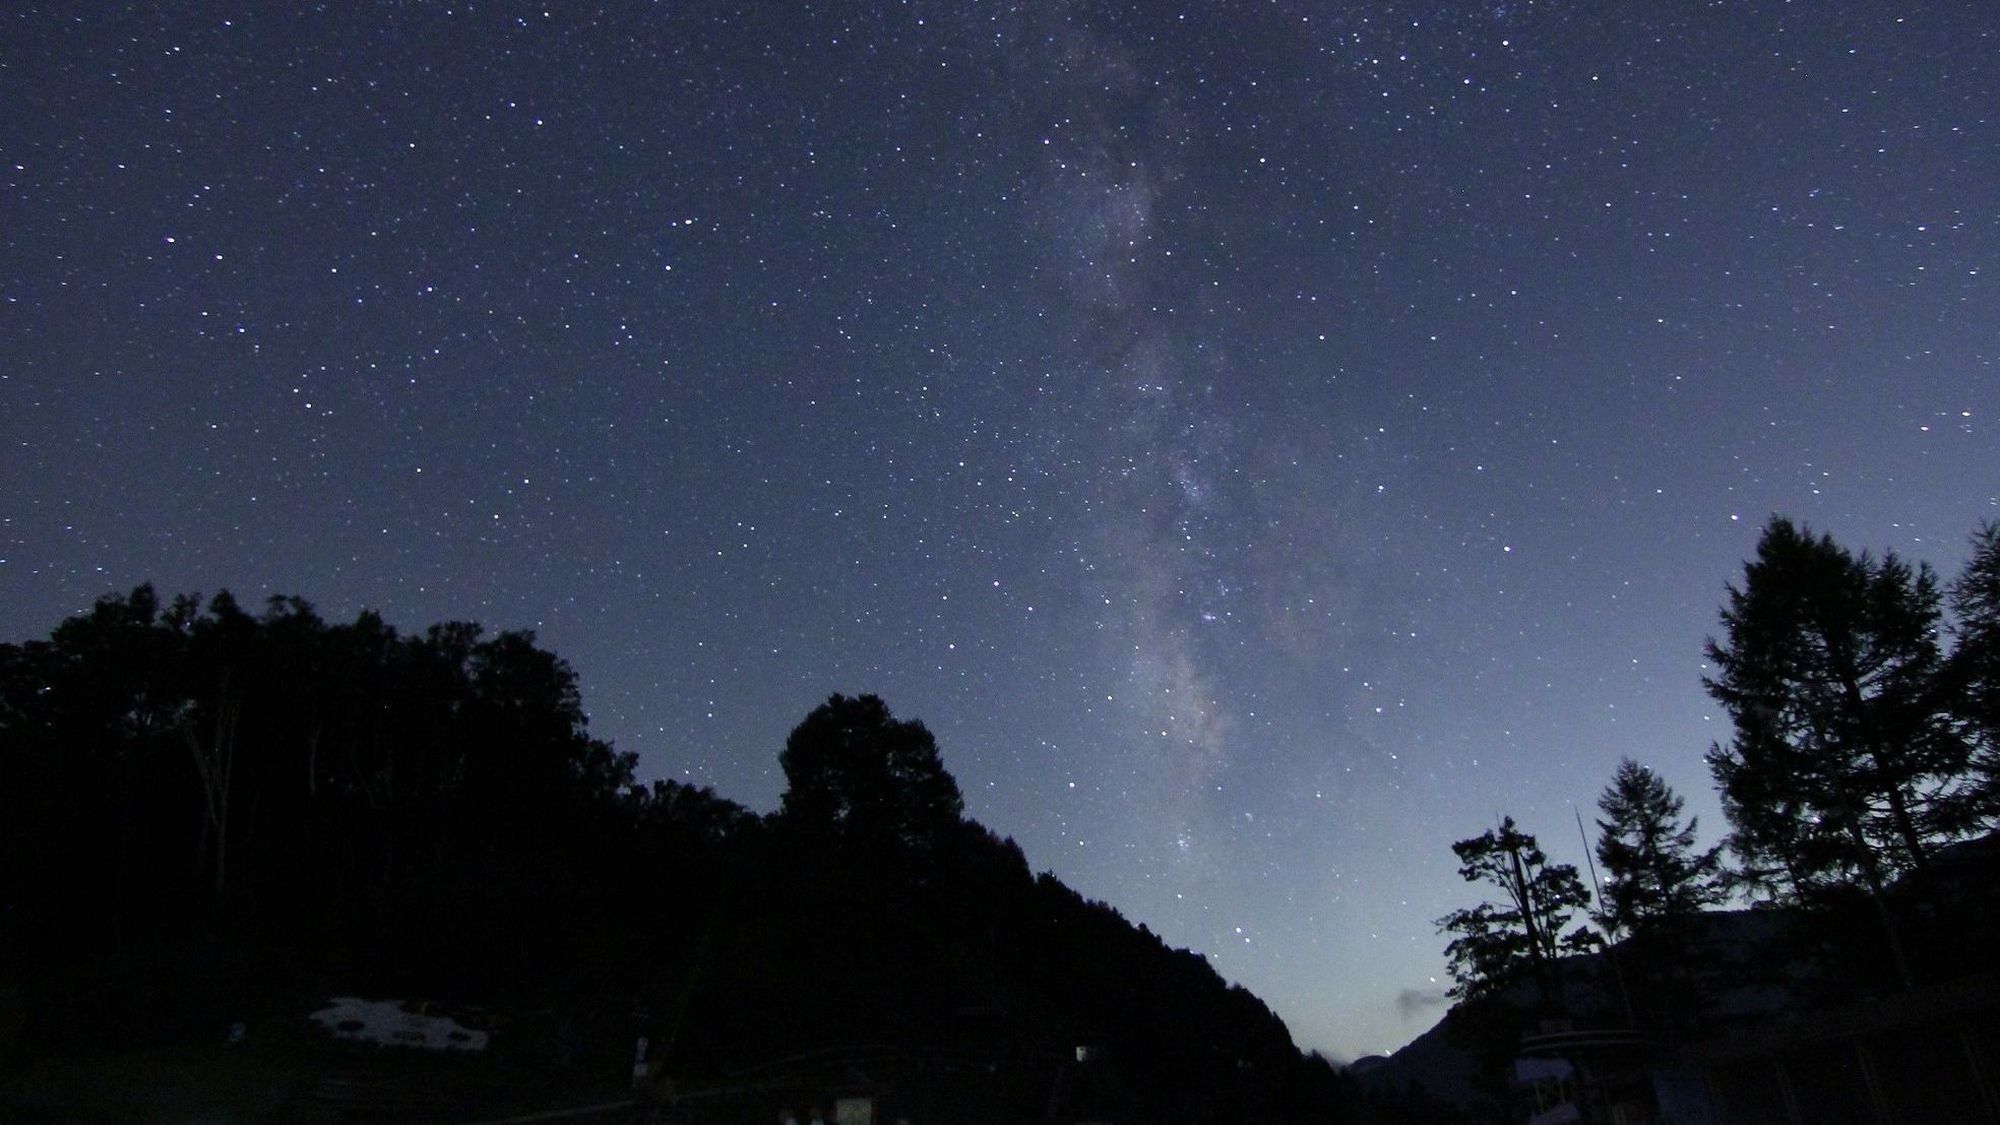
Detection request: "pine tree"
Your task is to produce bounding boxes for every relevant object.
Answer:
[1703,517,1971,905]
[1594,759,1725,937]
[1945,521,2000,832]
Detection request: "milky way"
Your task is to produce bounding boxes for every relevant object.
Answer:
[3,2,1995,1058]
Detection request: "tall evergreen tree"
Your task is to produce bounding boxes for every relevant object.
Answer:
[1946,521,2000,832]
[1703,517,1971,906]
[1436,817,1596,1008]
[1593,760,1725,937]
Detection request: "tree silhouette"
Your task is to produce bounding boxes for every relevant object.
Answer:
[1591,759,1728,1039]
[0,596,1375,1119]
[1593,759,1724,938]
[1436,817,1595,1008]
[0,587,636,981]
[1946,521,2000,832]
[1703,519,1973,906]
[777,693,964,851]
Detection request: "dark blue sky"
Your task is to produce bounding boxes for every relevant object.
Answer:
[4,1,1994,1059]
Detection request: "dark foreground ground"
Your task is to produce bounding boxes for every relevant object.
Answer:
[0,1029,637,1123]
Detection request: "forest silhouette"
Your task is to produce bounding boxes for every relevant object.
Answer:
[8,516,1995,1120]
[0,588,1371,1120]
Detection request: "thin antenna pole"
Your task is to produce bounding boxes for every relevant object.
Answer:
[1576,804,1636,1027]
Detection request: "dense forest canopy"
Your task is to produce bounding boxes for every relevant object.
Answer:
[0,587,1363,1120]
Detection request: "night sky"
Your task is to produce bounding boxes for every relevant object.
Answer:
[3,2,1995,1061]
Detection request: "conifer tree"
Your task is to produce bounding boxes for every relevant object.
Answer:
[1946,522,2000,832]
[1703,517,1970,905]
[1593,759,1724,937]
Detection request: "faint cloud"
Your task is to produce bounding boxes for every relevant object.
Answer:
[1397,987,1449,1020]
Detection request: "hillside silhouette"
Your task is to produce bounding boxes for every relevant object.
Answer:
[0,587,1389,1121]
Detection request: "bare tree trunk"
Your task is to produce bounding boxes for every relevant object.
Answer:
[1883,782,1930,873]
[1841,814,1916,990]
[183,670,241,920]
[1507,837,1562,1011]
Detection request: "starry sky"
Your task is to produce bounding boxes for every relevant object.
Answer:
[3,1,1995,1061]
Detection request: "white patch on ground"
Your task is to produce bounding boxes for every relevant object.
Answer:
[308,997,488,1051]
